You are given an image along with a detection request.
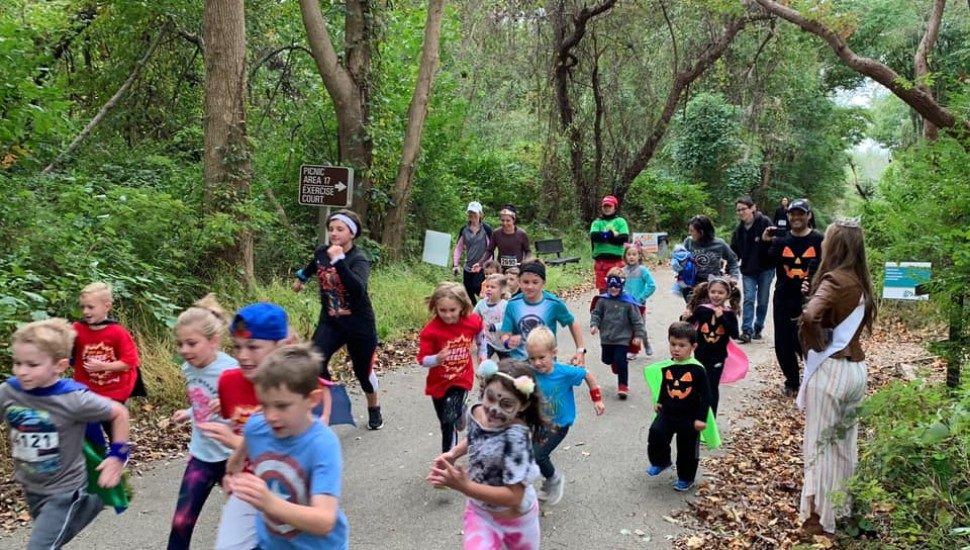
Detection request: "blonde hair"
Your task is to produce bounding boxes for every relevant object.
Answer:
[525,326,556,353]
[253,344,322,397]
[12,318,76,361]
[482,274,509,299]
[80,282,112,303]
[427,282,474,317]
[174,293,229,339]
[606,266,626,279]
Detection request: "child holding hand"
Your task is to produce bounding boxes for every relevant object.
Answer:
[418,282,487,452]
[526,327,604,506]
[590,268,646,399]
[427,361,544,550]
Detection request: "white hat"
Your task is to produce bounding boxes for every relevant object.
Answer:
[466,201,483,214]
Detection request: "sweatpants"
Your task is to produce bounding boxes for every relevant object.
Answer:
[26,487,104,550]
[463,269,486,303]
[601,344,630,387]
[433,386,468,453]
[314,321,379,395]
[167,456,227,550]
[701,361,725,416]
[647,413,701,483]
[773,303,802,391]
[535,424,570,479]
[214,494,258,550]
[462,500,540,550]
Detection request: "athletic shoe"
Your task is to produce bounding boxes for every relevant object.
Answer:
[545,472,565,506]
[673,479,695,492]
[618,385,628,400]
[367,406,384,430]
[627,353,637,362]
[740,332,752,344]
[645,463,672,477]
[537,477,551,501]
[753,331,763,340]
[644,344,654,356]
[783,386,798,398]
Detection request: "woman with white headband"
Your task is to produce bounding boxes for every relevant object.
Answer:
[486,204,531,271]
[293,208,384,430]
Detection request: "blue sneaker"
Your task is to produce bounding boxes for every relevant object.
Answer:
[672,479,694,492]
[645,464,672,477]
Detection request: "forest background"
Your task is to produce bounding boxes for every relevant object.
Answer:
[0,0,968,546]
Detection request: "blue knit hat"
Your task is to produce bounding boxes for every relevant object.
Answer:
[230,303,288,341]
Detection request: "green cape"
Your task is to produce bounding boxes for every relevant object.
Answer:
[84,442,131,512]
[643,358,721,449]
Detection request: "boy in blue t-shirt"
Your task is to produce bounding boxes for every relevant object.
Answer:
[525,327,604,507]
[224,344,349,550]
[500,261,588,364]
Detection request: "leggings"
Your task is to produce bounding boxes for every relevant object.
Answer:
[534,424,570,479]
[167,456,227,550]
[433,387,468,453]
[601,344,630,386]
[462,501,540,550]
[314,323,379,394]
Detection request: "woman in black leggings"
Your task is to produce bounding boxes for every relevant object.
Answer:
[294,209,384,430]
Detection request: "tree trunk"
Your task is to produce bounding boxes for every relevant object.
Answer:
[914,0,946,141]
[298,0,374,229]
[381,0,447,259]
[751,0,968,137]
[202,0,254,286]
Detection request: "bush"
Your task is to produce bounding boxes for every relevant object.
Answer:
[847,380,970,547]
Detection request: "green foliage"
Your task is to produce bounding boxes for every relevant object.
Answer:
[847,380,970,547]
[624,169,714,235]
[861,137,970,333]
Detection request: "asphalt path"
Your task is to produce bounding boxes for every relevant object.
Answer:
[0,268,777,549]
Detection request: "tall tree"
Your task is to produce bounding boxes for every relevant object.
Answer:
[298,0,375,228]
[382,0,448,258]
[203,0,254,284]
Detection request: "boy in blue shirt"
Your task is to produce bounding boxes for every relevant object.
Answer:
[224,344,349,549]
[526,327,604,506]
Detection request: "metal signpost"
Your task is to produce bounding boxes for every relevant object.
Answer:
[298,164,354,245]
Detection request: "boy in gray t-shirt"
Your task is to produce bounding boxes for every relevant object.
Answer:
[2,318,130,549]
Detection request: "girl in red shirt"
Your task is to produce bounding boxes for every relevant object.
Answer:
[417,282,488,452]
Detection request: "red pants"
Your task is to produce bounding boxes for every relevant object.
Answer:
[593,258,625,291]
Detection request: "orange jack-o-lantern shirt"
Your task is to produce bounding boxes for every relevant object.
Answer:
[658,362,711,423]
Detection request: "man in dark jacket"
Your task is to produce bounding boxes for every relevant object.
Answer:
[730,197,775,343]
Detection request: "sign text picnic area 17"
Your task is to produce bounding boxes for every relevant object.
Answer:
[298,165,354,207]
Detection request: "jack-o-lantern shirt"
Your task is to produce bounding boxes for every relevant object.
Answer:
[767,230,824,314]
[657,362,711,423]
[686,305,739,367]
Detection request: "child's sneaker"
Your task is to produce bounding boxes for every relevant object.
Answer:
[645,463,672,477]
[545,472,565,506]
[617,385,628,400]
[626,353,637,362]
[672,479,694,492]
[644,344,654,356]
[367,406,384,430]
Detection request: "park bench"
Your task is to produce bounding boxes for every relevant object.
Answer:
[534,238,580,266]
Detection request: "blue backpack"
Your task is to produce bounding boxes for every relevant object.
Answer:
[681,256,698,287]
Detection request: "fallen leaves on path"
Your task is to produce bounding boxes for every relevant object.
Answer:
[671,316,946,549]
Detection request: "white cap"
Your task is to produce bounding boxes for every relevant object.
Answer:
[466,201,483,214]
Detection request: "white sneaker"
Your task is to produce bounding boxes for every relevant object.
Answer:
[545,472,565,506]
[626,353,637,361]
[537,477,551,501]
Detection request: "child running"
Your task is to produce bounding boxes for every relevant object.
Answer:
[500,260,586,365]
[681,277,740,415]
[474,274,510,360]
[167,295,239,549]
[72,282,142,406]
[644,322,713,492]
[427,360,544,550]
[418,282,488,453]
[505,266,521,298]
[204,303,331,550]
[590,267,646,399]
[2,319,130,548]
[482,259,501,277]
[526,327,604,506]
[622,244,657,357]
[224,345,349,549]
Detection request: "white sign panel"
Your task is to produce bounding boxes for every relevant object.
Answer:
[422,230,452,267]
[883,262,931,300]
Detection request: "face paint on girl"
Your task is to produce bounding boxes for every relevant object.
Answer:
[481,380,523,429]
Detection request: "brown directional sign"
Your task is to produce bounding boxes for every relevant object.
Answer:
[298,165,354,207]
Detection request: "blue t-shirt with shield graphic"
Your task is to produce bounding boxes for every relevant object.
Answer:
[501,291,576,360]
[534,362,587,428]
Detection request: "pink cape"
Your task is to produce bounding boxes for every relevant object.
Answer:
[721,339,749,384]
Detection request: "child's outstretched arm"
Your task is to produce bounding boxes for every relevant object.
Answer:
[427,458,526,508]
[98,401,131,488]
[584,372,605,416]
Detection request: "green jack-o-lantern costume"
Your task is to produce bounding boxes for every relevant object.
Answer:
[643,358,721,449]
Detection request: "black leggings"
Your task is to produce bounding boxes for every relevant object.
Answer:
[462,270,485,303]
[433,387,467,453]
[313,323,379,395]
